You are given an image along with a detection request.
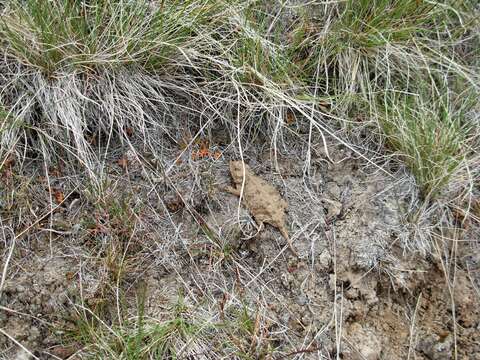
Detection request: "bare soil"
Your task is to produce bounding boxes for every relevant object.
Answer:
[1,134,479,359]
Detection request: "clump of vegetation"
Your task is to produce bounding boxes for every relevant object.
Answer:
[290,0,477,109]
[284,0,479,201]
[379,89,475,200]
[1,0,218,74]
[0,0,477,240]
[69,292,204,359]
[0,0,225,175]
[1,0,477,194]
[226,2,301,87]
[0,1,479,356]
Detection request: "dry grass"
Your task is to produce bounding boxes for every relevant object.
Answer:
[0,0,479,358]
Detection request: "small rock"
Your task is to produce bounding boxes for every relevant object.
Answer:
[322,198,342,218]
[345,323,381,360]
[280,272,295,290]
[318,249,331,269]
[325,182,341,199]
[417,333,453,360]
[296,294,308,306]
[49,344,80,359]
[28,326,40,342]
[12,349,32,360]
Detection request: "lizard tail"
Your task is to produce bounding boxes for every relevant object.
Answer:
[280,227,298,257]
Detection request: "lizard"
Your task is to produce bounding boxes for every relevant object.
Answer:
[225,160,297,256]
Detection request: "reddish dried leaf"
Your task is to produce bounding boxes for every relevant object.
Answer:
[1,168,13,180]
[88,134,97,146]
[286,111,295,124]
[50,345,80,359]
[166,195,184,213]
[198,147,210,158]
[1,154,15,178]
[3,154,15,168]
[53,188,64,204]
[65,272,75,281]
[117,157,128,170]
[175,157,183,165]
[125,127,134,137]
[287,265,298,273]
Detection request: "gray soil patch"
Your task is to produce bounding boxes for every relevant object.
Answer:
[0,137,479,359]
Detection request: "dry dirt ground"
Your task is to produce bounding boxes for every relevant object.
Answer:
[1,129,479,359]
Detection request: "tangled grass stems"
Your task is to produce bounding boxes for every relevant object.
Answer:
[378,87,477,201]
[0,0,231,181]
[0,0,478,232]
[1,0,220,74]
[289,0,479,113]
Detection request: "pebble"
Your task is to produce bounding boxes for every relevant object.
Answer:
[318,249,331,269]
[296,293,308,306]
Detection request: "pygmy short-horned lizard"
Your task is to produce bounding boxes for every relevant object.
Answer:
[226,160,297,255]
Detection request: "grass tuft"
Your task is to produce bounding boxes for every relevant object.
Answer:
[379,87,476,200]
[68,290,204,359]
[1,0,218,75]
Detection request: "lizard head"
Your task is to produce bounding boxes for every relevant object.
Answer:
[229,160,249,184]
